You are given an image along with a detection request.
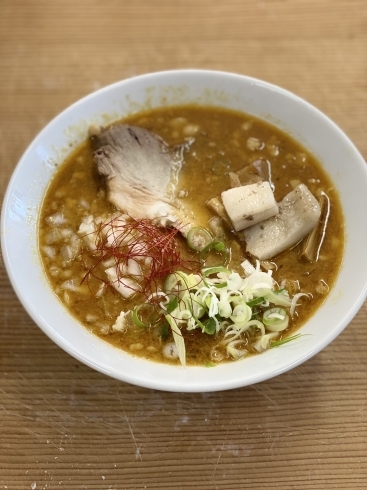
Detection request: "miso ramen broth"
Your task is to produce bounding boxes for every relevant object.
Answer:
[39,105,344,366]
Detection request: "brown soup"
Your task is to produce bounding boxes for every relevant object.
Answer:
[38,105,344,366]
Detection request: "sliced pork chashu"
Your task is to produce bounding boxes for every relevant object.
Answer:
[243,184,321,260]
[93,124,185,224]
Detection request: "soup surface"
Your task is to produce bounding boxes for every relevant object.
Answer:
[39,105,344,366]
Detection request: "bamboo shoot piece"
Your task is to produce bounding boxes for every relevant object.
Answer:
[206,197,232,228]
[299,192,330,262]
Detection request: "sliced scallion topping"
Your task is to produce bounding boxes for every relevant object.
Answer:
[199,240,230,267]
[126,257,308,366]
[202,317,217,335]
[163,271,200,294]
[165,314,186,367]
[161,323,170,340]
[212,241,226,252]
[166,296,179,314]
[132,303,156,328]
[204,362,216,368]
[270,333,304,347]
[263,290,292,307]
[163,273,179,293]
[202,266,231,288]
[247,296,265,307]
[187,227,213,251]
[263,307,289,332]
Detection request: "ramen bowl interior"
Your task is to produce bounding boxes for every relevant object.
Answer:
[2,70,367,392]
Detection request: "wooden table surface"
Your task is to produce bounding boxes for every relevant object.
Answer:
[1,1,367,488]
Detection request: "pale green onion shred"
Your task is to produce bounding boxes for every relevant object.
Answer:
[165,314,186,367]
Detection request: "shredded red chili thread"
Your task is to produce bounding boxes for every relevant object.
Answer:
[81,215,201,299]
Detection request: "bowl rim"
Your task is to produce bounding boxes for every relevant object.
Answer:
[2,69,367,392]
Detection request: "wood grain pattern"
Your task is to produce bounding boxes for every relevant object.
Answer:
[1,1,367,488]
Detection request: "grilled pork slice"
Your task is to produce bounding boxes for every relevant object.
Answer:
[93,124,183,224]
[243,184,321,260]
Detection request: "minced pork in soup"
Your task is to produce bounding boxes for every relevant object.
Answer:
[38,105,344,366]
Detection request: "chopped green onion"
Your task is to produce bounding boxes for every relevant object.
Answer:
[213,241,226,252]
[202,266,230,288]
[132,304,156,328]
[263,307,289,332]
[202,318,217,335]
[202,266,231,276]
[163,273,179,293]
[218,298,232,318]
[204,362,216,368]
[128,257,309,366]
[226,340,248,360]
[247,296,265,307]
[199,240,230,266]
[230,303,252,325]
[166,296,179,314]
[163,271,200,294]
[270,333,304,347]
[161,323,170,340]
[263,290,292,307]
[165,314,186,367]
[187,227,213,251]
[175,271,202,289]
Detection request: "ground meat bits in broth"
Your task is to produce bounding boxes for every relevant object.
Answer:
[38,105,344,366]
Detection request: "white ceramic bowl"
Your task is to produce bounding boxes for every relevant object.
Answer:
[2,70,367,392]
